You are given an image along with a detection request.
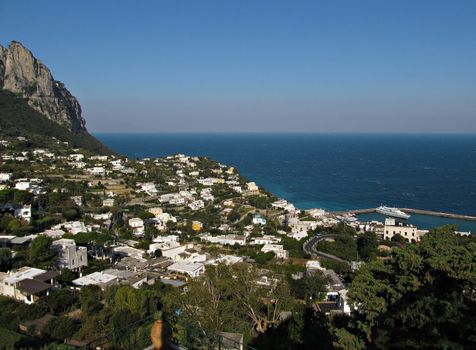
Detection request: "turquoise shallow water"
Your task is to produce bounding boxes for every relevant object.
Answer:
[95,133,476,232]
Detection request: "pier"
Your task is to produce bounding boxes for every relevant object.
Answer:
[335,208,476,222]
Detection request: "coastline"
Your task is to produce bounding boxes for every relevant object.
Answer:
[94,133,476,232]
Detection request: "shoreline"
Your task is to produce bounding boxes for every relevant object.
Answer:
[334,207,476,222]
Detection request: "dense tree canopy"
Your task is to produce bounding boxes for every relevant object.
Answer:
[334,228,476,350]
[28,235,57,269]
[177,264,294,347]
[357,231,378,260]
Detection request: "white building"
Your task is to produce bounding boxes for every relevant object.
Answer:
[160,243,195,261]
[232,186,243,193]
[306,260,325,271]
[52,239,88,271]
[0,173,12,182]
[188,200,205,211]
[42,229,66,239]
[252,213,267,226]
[14,204,32,223]
[246,182,259,192]
[200,234,247,246]
[87,167,106,176]
[0,267,57,304]
[69,153,84,161]
[169,195,186,206]
[128,217,145,236]
[138,182,158,195]
[113,246,146,260]
[73,271,118,289]
[103,198,115,207]
[52,221,90,235]
[288,228,309,240]
[306,208,327,218]
[152,235,179,244]
[167,262,205,278]
[148,207,163,217]
[336,289,351,315]
[15,181,32,191]
[251,235,281,245]
[383,218,426,242]
[205,255,244,266]
[261,244,288,259]
[198,178,220,186]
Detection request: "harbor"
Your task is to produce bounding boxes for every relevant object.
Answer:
[332,207,476,233]
[337,207,476,221]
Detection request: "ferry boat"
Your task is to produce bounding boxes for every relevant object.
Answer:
[376,205,411,220]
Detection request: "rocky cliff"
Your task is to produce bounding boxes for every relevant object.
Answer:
[0,41,86,132]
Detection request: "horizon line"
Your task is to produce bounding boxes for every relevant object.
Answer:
[92,131,476,135]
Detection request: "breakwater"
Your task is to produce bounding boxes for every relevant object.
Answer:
[337,208,476,222]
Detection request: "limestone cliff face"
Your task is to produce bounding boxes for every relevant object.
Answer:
[0,41,86,132]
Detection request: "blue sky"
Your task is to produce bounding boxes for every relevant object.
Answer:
[1,0,475,133]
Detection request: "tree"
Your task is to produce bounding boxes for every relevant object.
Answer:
[114,286,148,317]
[43,316,79,340]
[13,190,33,205]
[390,233,407,244]
[316,234,358,261]
[57,268,76,284]
[28,235,57,268]
[40,289,79,315]
[0,215,14,231]
[144,224,159,242]
[0,248,12,271]
[79,285,103,316]
[7,219,21,233]
[334,228,476,349]
[302,271,329,301]
[227,209,241,223]
[254,251,275,265]
[61,207,80,221]
[179,264,294,347]
[356,232,378,260]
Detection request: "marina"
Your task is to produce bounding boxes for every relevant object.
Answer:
[339,207,476,221]
[334,208,476,233]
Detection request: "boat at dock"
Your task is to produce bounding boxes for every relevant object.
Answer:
[376,205,411,219]
[336,214,359,223]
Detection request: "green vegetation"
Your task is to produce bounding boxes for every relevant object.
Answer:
[356,231,378,260]
[315,235,358,261]
[0,90,112,154]
[176,264,294,347]
[281,235,310,258]
[248,195,274,209]
[333,228,476,349]
[28,235,58,269]
[289,270,329,301]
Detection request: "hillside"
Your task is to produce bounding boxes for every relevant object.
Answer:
[0,41,86,132]
[0,89,112,154]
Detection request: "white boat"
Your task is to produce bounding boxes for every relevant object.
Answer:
[336,214,358,223]
[376,205,410,220]
[343,214,358,223]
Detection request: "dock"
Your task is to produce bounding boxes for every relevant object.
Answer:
[334,208,476,222]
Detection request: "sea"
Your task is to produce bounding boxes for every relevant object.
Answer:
[95,133,476,232]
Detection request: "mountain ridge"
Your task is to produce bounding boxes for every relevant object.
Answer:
[0,40,111,154]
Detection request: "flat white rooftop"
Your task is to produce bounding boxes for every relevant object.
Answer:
[73,272,117,286]
[168,262,204,273]
[3,267,46,284]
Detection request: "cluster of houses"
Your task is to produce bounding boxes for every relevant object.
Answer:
[0,143,368,321]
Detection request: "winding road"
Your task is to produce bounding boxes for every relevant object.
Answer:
[303,234,350,264]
